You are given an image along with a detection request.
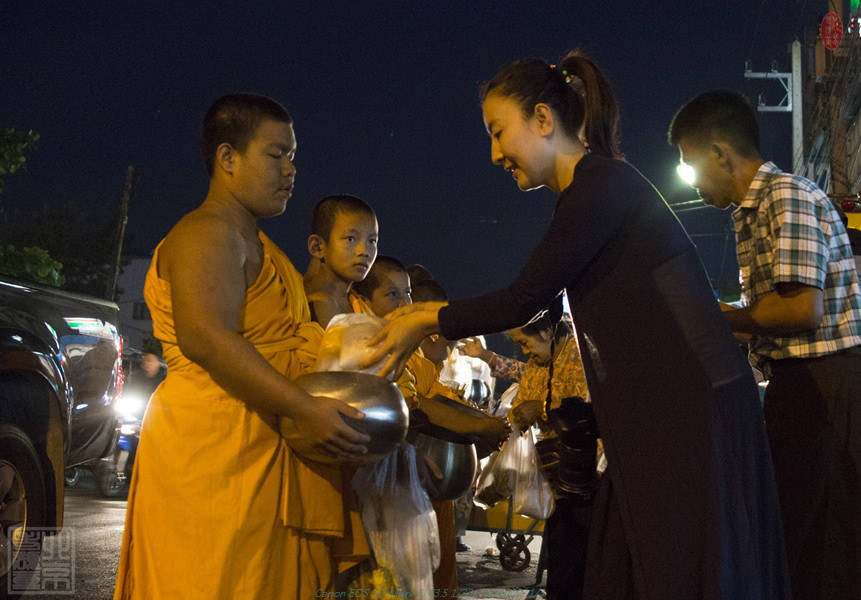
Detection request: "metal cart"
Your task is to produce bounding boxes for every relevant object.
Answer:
[468,499,548,588]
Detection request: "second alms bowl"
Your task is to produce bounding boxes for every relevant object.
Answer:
[281,371,409,464]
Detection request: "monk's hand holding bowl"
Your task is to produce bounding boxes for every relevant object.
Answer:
[290,394,371,460]
[363,302,447,379]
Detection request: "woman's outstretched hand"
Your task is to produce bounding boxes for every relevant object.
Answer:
[362,302,446,378]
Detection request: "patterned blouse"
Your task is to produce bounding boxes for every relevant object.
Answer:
[486,353,527,381]
[512,334,589,423]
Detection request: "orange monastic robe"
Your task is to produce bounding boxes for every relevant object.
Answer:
[114,232,345,599]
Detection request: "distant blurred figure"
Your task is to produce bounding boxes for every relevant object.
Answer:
[125,340,166,401]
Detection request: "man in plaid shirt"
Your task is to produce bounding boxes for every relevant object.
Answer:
[670,90,861,600]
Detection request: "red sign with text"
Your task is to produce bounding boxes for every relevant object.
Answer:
[821,12,843,50]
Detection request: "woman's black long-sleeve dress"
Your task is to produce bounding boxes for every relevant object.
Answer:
[439,154,789,600]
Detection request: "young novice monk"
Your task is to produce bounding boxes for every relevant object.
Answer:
[304,194,379,327]
[354,257,512,598]
[113,94,370,600]
[353,257,508,442]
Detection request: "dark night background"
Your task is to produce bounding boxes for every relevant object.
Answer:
[1,1,845,305]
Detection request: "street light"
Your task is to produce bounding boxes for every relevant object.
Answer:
[676,162,696,186]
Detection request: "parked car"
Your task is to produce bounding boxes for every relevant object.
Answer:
[65,349,159,497]
[0,276,122,596]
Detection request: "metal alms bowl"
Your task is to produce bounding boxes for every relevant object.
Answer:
[409,430,478,501]
[287,371,409,463]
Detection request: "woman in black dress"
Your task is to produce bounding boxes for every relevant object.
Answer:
[367,51,789,599]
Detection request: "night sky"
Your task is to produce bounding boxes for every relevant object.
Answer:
[1,1,843,303]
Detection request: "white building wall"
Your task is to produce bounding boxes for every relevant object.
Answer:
[116,256,152,350]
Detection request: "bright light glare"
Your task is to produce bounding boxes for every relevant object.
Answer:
[114,393,146,419]
[677,162,696,186]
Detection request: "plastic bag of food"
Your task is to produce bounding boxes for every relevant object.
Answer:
[352,442,439,599]
[473,434,519,508]
[314,313,388,374]
[511,429,556,520]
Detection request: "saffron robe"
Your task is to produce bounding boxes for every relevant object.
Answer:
[114,231,352,599]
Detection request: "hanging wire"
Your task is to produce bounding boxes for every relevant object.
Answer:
[794,0,810,41]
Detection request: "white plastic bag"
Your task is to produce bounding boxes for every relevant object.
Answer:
[473,435,519,508]
[492,382,519,417]
[352,443,439,599]
[314,313,388,373]
[512,429,555,520]
[474,431,555,519]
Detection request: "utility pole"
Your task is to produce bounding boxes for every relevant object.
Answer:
[743,40,804,173]
[107,165,133,302]
[791,41,803,173]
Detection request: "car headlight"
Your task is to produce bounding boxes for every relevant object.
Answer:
[114,392,146,420]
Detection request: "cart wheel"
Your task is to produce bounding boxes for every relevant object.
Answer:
[496,531,526,553]
[496,532,530,572]
[500,545,531,572]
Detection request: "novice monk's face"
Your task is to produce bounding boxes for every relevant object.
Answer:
[231,119,297,218]
[482,92,554,192]
[367,269,411,318]
[323,211,379,282]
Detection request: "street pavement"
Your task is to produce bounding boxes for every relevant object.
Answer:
[15,472,546,599]
[457,530,545,600]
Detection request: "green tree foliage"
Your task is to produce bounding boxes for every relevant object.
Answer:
[4,201,117,297]
[0,128,40,198]
[0,245,65,287]
[0,127,72,288]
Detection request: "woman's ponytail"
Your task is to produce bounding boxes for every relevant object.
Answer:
[480,49,622,160]
[558,50,623,159]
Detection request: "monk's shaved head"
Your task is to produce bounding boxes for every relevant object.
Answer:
[352,255,408,298]
[311,195,377,241]
[411,278,448,303]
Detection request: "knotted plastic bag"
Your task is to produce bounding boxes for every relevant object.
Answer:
[474,430,555,519]
[511,429,555,520]
[314,313,388,374]
[493,381,519,417]
[473,434,518,508]
[352,442,439,599]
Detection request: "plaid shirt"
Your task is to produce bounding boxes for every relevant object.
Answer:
[733,162,861,373]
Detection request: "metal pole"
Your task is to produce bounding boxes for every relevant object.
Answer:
[792,40,803,174]
[107,165,133,301]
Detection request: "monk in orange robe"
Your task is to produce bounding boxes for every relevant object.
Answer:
[113,94,369,600]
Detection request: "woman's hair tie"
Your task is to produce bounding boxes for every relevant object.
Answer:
[549,63,572,84]
[549,63,584,96]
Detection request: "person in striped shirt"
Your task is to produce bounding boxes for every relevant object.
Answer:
[670,89,861,600]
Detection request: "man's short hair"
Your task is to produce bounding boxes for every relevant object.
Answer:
[311,194,377,242]
[352,255,407,298]
[668,90,761,158]
[200,93,292,176]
